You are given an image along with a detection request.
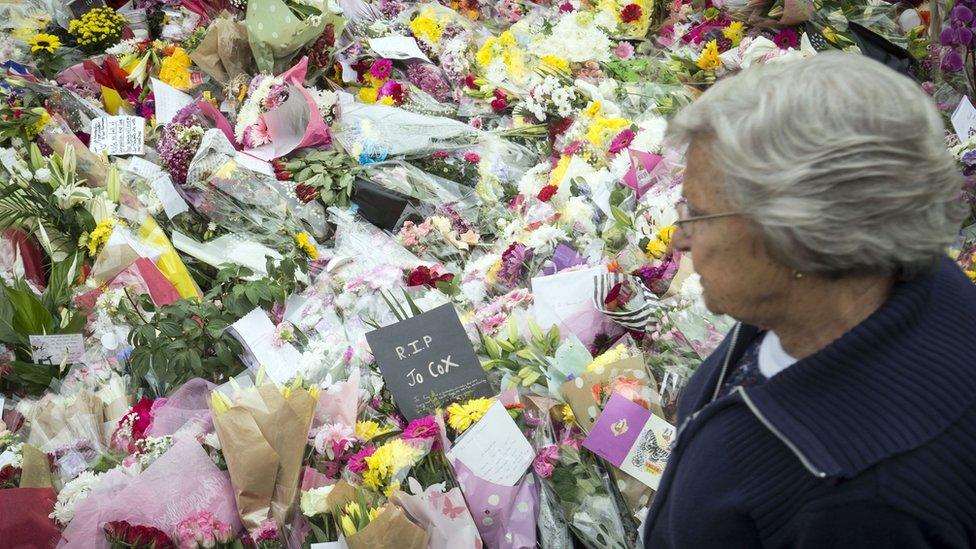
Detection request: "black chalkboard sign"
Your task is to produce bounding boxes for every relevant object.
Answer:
[365,303,493,420]
[68,0,105,19]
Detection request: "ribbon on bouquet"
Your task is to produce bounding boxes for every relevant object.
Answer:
[592,272,660,332]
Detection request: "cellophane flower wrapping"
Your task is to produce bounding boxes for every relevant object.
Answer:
[390,477,483,549]
[60,437,240,548]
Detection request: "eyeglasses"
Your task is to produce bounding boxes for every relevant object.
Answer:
[674,202,740,236]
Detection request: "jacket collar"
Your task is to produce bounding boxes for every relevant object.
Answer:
[732,257,976,478]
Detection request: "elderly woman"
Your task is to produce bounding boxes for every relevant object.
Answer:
[643,52,976,548]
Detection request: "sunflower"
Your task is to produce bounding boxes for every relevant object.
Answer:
[28,33,61,55]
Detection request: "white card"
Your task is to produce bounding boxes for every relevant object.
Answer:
[952,96,976,140]
[29,333,85,364]
[235,152,275,177]
[151,174,190,219]
[311,537,348,549]
[126,157,163,180]
[228,308,303,385]
[531,265,608,331]
[150,77,195,125]
[90,116,145,156]
[368,36,432,62]
[447,401,535,486]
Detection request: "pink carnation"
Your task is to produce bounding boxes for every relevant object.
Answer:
[533,444,560,478]
[463,151,481,163]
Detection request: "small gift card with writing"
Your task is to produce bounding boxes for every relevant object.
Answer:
[366,303,492,420]
[583,393,676,490]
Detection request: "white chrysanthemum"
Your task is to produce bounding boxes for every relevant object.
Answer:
[530,12,611,63]
[50,471,103,525]
[632,117,669,153]
[522,224,567,248]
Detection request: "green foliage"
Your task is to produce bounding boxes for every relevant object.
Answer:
[285,150,362,208]
[124,261,302,396]
[479,319,560,387]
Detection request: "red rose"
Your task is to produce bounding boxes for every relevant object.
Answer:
[463,151,481,163]
[434,272,455,285]
[104,521,176,549]
[294,183,319,203]
[620,3,643,23]
[432,150,450,159]
[128,398,156,440]
[490,96,509,111]
[407,266,432,287]
[537,185,558,202]
[464,75,478,89]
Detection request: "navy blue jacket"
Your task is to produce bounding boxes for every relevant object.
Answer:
[643,257,976,548]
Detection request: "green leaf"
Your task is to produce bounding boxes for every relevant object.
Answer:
[610,205,633,229]
[402,290,423,317]
[5,284,54,335]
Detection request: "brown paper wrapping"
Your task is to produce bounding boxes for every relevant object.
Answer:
[19,444,54,489]
[27,391,106,452]
[212,383,317,532]
[213,406,280,531]
[325,480,358,509]
[190,15,255,84]
[662,256,695,299]
[345,506,428,549]
[561,356,664,433]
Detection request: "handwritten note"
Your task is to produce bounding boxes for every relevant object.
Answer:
[447,401,535,486]
[90,116,145,156]
[952,96,976,141]
[29,334,85,365]
[365,303,492,420]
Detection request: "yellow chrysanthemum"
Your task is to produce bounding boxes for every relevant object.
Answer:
[158,47,193,91]
[696,40,722,71]
[722,21,745,45]
[295,231,319,260]
[476,37,497,67]
[585,344,629,374]
[586,117,632,149]
[645,224,676,259]
[967,269,976,283]
[485,260,501,285]
[409,9,444,44]
[540,55,570,73]
[498,31,517,48]
[355,420,388,441]
[358,87,379,104]
[28,33,61,54]
[446,397,494,433]
[378,96,395,106]
[582,101,602,118]
[85,217,118,257]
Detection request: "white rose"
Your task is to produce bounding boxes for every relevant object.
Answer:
[300,485,335,517]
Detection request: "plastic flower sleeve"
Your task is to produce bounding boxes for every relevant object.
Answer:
[60,437,241,548]
[245,0,329,73]
[145,378,218,439]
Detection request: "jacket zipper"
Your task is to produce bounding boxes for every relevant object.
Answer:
[710,322,742,402]
[735,385,828,479]
[676,323,743,440]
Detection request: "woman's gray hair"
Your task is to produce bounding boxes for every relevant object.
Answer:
[668,51,967,278]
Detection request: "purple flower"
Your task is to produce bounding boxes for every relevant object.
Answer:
[407,63,453,103]
[348,446,375,474]
[498,243,532,286]
[772,28,799,49]
[954,4,974,23]
[942,49,965,72]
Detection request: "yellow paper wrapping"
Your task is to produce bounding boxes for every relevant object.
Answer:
[136,217,202,300]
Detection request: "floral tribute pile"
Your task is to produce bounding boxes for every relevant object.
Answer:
[0,0,972,547]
